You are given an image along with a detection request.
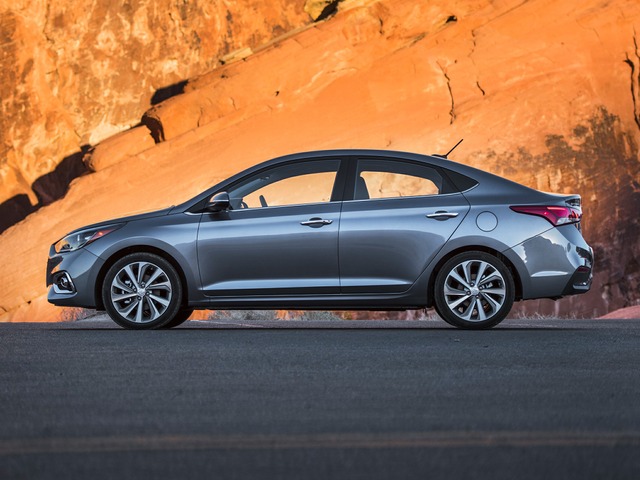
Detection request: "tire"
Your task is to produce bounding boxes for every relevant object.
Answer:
[434,251,515,329]
[161,308,194,329]
[102,252,183,330]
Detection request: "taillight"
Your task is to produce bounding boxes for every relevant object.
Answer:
[510,206,582,226]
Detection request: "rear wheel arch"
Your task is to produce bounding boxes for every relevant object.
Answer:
[427,245,523,306]
[95,246,189,311]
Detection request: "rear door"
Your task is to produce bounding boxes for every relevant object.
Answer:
[339,157,469,293]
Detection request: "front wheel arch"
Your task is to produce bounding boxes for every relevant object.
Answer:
[95,246,189,311]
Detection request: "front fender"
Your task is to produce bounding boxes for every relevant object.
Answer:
[85,214,201,296]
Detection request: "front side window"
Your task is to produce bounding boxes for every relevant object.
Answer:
[354,158,445,200]
[227,159,341,209]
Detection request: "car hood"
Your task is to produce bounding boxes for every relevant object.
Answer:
[68,206,175,234]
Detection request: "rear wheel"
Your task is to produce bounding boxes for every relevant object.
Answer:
[434,251,515,329]
[102,253,183,330]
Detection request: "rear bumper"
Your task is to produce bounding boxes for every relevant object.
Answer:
[561,261,593,296]
[504,225,593,300]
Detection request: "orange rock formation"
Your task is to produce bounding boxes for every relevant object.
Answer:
[1,0,639,322]
[0,0,310,212]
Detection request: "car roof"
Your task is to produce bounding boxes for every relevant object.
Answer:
[177,149,540,212]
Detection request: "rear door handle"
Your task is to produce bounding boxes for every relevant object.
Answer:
[426,211,459,219]
[300,217,333,227]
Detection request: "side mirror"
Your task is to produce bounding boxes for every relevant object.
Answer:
[206,192,230,212]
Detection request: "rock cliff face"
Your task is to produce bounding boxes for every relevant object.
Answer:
[0,0,639,322]
[0,0,310,223]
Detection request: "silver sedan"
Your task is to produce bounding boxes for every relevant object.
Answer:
[47,149,593,329]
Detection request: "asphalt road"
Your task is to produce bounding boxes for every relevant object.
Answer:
[1,316,639,479]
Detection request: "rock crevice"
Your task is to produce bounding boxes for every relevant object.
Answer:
[624,32,640,131]
[437,61,456,124]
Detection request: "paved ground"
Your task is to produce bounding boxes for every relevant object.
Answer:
[1,316,639,479]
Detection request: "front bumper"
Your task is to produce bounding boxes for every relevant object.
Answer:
[46,245,105,308]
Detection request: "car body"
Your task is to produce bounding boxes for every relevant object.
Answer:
[47,149,593,329]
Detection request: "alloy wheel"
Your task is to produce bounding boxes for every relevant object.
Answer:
[443,259,507,322]
[110,261,173,324]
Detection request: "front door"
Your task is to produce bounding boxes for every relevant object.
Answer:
[197,158,344,296]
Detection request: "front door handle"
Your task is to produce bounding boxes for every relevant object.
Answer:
[426,211,459,219]
[300,217,333,227]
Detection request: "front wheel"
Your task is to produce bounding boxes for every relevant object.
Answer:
[102,253,183,329]
[434,251,515,329]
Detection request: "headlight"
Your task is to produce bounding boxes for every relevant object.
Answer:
[54,224,124,253]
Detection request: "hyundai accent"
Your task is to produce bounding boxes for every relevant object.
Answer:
[47,150,593,329]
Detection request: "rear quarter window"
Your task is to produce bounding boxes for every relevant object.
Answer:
[441,168,479,193]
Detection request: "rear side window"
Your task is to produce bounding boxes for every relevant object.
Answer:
[354,158,449,200]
